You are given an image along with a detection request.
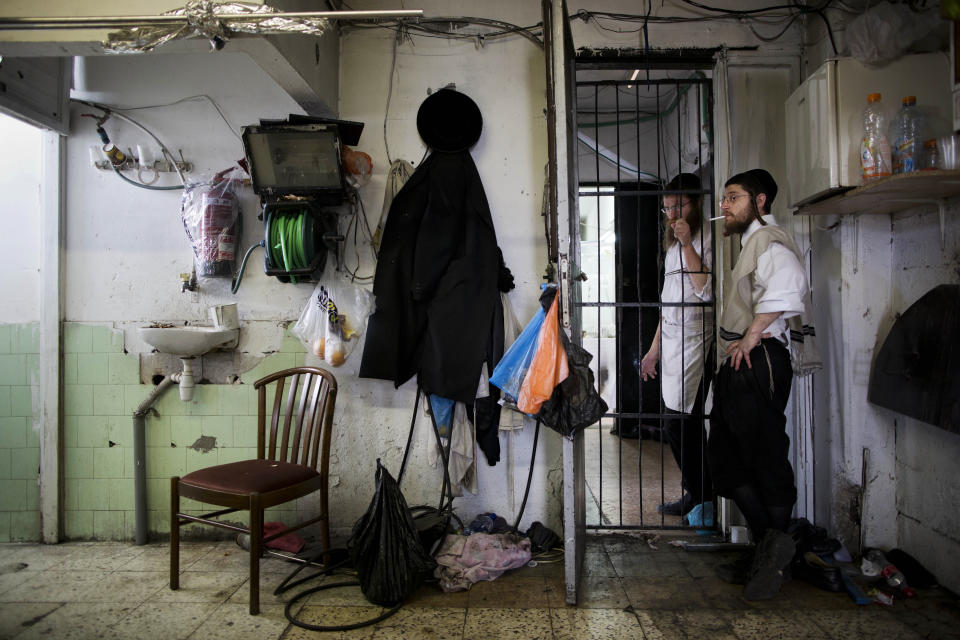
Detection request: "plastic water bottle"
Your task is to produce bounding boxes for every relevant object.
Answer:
[892,96,922,174]
[922,139,939,171]
[860,93,892,184]
[864,549,916,597]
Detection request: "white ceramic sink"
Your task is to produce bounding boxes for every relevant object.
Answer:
[138,325,239,357]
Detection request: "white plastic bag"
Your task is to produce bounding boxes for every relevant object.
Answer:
[181,168,242,277]
[292,272,374,366]
[847,3,947,67]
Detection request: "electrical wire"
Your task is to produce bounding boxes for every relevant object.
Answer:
[383,30,400,166]
[91,94,242,142]
[573,3,835,47]
[341,16,543,48]
[110,164,184,190]
[74,99,187,184]
[748,11,804,41]
[810,8,839,55]
[340,190,376,283]
[678,0,815,16]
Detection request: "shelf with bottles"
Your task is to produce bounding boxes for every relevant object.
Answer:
[794,169,960,217]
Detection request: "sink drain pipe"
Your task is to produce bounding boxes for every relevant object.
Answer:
[132,373,180,545]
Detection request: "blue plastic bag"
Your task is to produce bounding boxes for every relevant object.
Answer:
[428,395,455,438]
[685,502,714,528]
[490,305,546,402]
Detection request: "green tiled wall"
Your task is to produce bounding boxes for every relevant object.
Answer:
[0,323,41,542]
[62,323,307,540]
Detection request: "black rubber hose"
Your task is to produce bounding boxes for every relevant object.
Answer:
[284,583,404,632]
[425,396,456,514]
[512,417,542,534]
[276,546,406,631]
[397,386,421,485]
[231,241,264,294]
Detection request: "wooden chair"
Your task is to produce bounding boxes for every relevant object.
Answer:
[170,366,337,615]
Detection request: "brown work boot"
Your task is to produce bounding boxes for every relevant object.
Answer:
[743,530,796,600]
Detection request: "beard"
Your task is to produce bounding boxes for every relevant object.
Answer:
[723,214,753,236]
[722,201,761,236]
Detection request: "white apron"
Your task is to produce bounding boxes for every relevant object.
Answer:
[660,230,714,413]
[660,321,712,413]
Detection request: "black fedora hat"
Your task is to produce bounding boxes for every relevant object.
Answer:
[416,89,483,153]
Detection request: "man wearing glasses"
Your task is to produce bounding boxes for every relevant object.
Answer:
[639,173,714,519]
[708,169,808,600]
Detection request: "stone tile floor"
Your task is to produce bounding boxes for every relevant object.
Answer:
[0,534,957,639]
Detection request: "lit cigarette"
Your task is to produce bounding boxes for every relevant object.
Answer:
[709,215,725,221]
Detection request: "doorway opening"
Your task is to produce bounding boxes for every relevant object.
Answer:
[574,60,717,532]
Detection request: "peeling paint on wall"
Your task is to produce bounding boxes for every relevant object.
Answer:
[833,480,862,555]
[189,435,217,453]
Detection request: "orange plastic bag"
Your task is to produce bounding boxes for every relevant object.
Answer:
[517,295,569,414]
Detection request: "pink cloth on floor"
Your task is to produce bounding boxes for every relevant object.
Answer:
[433,532,532,592]
[263,521,305,553]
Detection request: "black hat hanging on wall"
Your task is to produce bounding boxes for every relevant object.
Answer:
[416,88,483,153]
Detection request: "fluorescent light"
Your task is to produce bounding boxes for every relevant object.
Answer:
[629,69,640,81]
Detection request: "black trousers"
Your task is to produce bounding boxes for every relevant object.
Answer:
[663,353,714,505]
[707,338,797,508]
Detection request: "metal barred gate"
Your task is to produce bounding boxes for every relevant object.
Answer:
[572,56,718,532]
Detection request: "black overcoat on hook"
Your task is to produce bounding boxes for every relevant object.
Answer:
[359,150,501,404]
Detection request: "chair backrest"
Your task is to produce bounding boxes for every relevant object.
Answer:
[253,367,337,470]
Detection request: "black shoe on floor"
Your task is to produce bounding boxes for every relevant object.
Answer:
[717,550,755,585]
[639,425,664,441]
[743,529,797,601]
[609,422,640,439]
[791,552,844,593]
[657,493,694,516]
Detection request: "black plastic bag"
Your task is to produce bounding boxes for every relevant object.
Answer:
[536,328,608,438]
[348,460,436,606]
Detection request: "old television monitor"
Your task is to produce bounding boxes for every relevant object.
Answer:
[242,124,345,197]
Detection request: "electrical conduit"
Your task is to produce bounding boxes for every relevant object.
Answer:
[132,374,180,545]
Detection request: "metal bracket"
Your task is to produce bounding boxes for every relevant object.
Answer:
[559,253,571,329]
[93,148,192,175]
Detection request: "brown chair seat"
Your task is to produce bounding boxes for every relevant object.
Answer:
[181,459,319,495]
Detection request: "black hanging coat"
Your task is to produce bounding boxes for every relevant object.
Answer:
[359,151,501,404]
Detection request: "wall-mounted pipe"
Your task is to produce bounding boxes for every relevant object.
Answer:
[178,358,196,401]
[0,10,425,30]
[132,373,179,545]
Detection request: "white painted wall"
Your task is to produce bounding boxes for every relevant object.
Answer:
[339,0,557,532]
[0,114,42,323]
[800,9,960,592]
[68,52,303,331]
[63,4,561,535]
[337,0,805,536]
[817,204,960,591]
[22,0,881,547]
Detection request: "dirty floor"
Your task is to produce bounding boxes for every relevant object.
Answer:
[0,534,957,639]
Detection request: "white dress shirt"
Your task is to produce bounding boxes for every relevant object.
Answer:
[661,227,713,326]
[740,216,807,342]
